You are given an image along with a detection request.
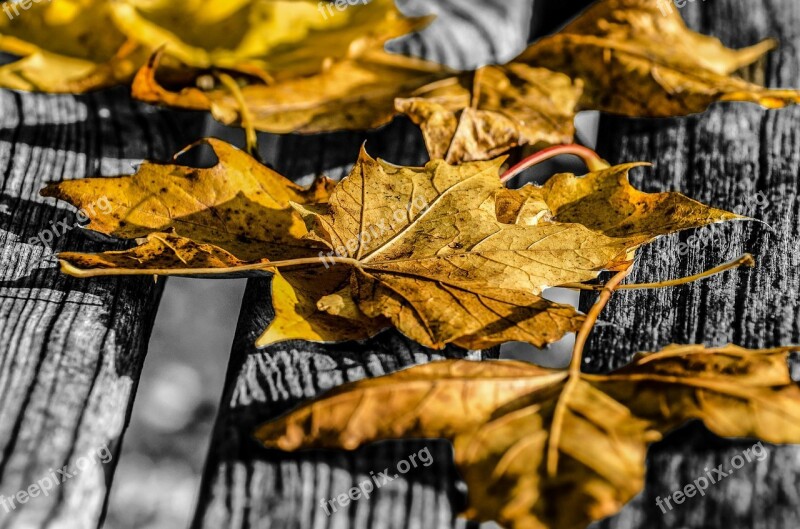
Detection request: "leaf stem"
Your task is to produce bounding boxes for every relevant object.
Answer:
[561,253,754,291]
[546,265,632,477]
[266,256,362,269]
[217,72,260,159]
[58,255,361,278]
[569,267,632,374]
[500,144,610,184]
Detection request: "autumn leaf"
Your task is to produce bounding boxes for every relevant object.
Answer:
[111,0,427,78]
[123,0,449,132]
[290,151,740,348]
[133,45,450,134]
[255,344,800,529]
[0,0,428,93]
[42,138,334,262]
[396,64,583,163]
[520,0,800,116]
[0,0,145,92]
[45,141,738,349]
[286,149,633,349]
[495,162,743,237]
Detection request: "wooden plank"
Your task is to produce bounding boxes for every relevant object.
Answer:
[0,88,203,528]
[391,0,533,67]
[585,0,800,527]
[192,2,536,528]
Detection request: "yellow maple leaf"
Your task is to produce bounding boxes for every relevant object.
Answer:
[44,141,738,349]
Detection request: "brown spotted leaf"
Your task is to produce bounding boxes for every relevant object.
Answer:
[42,138,334,262]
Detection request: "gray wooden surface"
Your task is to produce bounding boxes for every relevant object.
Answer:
[5,1,796,528]
[584,0,800,527]
[0,90,203,528]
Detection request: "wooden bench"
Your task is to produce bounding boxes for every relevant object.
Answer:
[0,0,797,528]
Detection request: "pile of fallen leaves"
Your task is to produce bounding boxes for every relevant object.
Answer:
[10,0,800,528]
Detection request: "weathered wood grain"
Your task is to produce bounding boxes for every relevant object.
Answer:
[0,89,202,528]
[585,0,800,527]
[390,0,533,68]
[191,2,535,528]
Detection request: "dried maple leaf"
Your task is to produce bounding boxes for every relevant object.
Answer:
[41,138,387,344]
[133,46,450,134]
[288,149,639,349]
[288,153,738,349]
[396,64,583,163]
[124,0,448,132]
[520,0,800,116]
[255,344,800,529]
[45,141,737,349]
